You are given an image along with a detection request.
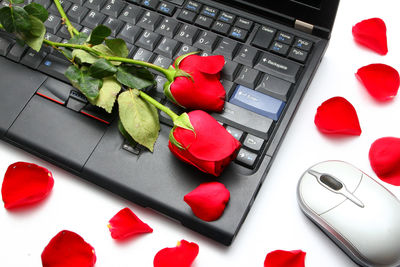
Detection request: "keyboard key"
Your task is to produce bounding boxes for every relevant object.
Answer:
[194,15,213,29]
[69,0,84,4]
[236,148,257,168]
[0,35,14,56]
[228,27,247,42]
[211,20,230,35]
[214,38,238,60]
[234,66,259,89]
[234,17,253,31]
[251,25,276,50]
[137,10,161,31]
[177,9,196,23]
[20,49,47,69]
[126,0,140,4]
[221,80,235,97]
[44,14,62,34]
[275,31,294,45]
[7,43,28,62]
[288,47,308,63]
[221,60,239,81]
[57,22,82,39]
[119,4,143,24]
[48,1,72,15]
[153,55,172,69]
[152,75,168,97]
[136,30,161,51]
[234,45,258,67]
[269,41,289,56]
[67,4,89,23]
[212,102,273,140]
[218,11,235,24]
[164,0,184,5]
[185,1,201,13]
[102,16,124,36]
[200,6,218,18]
[141,0,159,10]
[226,126,243,141]
[154,36,179,57]
[102,0,126,18]
[175,44,199,57]
[255,52,301,83]
[294,37,312,51]
[36,77,72,105]
[255,74,292,101]
[155,17,179,38]
[243,134,264,151]
[82,10,106,29]
[84,0,107,11]
[133,47,153,61]
[193,31,218,52]
[174,24,198,45]
[230,85,285,121]
[38,55,71,83]
[157,2,175,16]
[117,23,142,44]
[33,0,51,9]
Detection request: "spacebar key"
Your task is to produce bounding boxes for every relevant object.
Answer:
[212,102,273,140]
[38,54,71,83]
[255,52,300,83]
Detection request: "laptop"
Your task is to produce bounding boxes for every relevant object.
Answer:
[0,0,340,245]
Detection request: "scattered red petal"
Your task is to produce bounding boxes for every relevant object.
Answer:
[41,230,96,267]
[369,137,400,186]
[352,18,388,55]
[154,240,199,267]
[264,250,306,267]
[1,162,54,209]
[356,64,400,101]
[184,182,230,221]
[314,97,361,136]
[108,207,153,240]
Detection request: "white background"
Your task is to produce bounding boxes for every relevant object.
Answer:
[1,0,400,266]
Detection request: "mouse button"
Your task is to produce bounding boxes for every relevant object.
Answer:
[312,161,362,192]
[298,172,347,215]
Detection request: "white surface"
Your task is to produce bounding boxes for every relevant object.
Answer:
[1,0,400,266]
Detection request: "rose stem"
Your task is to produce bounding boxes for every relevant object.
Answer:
[138,91,179,121]
[54,0,79,37]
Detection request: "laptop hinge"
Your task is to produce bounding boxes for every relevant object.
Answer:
[295,19,314,34]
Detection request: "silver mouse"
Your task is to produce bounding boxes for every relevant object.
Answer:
[297,160,400,267]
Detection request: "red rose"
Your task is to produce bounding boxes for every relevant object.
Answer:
[164,54,226,112]
[168,110,241,176]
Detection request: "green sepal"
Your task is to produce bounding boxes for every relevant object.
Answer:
[173,51,199,69]
[163,81,184,108]
[168,112,195,150]
[169,126,185,150]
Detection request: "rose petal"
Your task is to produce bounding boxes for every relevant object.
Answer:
[352,18,388,55]
[154,240,199,267]
[264,250,306,267]
[314,97,361,136]
[356,64,400,101]
[195,55,225,74]
[369,137,400,186]
[184,182,230,221]
[41,230,96,267]
[1,162,54,209]
[108,207,153,240]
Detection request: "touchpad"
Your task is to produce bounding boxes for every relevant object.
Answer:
[6,95,107,172]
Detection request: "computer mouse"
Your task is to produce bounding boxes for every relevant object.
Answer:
[297,160,400,267]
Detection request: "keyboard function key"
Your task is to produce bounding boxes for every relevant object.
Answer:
[234,45,258,67]
[141,0,159,10]
[251,25,276,50]
[275,31,294,45]
[229,27,248,42]
[255,74,292,102]
[157,2,175,16]
[255,52,301,83]
[236,148,258,168]
[243,134,264,151]
[137,10,161,31]
[288,47,308,63]
[234,66,259,89]
[177,9,196,23]
[211,20,230,35]
[193,31,218,52]
[234,17,253,31]
[185,0,201,13]
[102,0,126,18]
[225,126,243,141]
[214,38,238,60]
[174,24,198,45]
[294,37,312,51]
[269,41,289,56]
[218,11,235,24]
[194,15,213,29]
[155,17,179,38]
[200,6,218,18]
[119,4,143,24]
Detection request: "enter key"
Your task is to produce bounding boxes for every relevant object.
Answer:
[229,85,285,121]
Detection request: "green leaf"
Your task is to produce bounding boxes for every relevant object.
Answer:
[24,3,48,22]
[11,0,25,4]
[0,6,31,33]
[65,65,102,102]
[116,65,155,90]
[105,38,128,58]
[88,58,117,78]
[88,25,111,45]
[24,15,45,51]
[68,32,88,45]
[92,77,121,113]
[118,89,160,152]
[118,120,137,147]
[92,44,121,65]
[72,49,97,64]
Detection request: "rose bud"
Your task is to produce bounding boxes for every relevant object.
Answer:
[168,110,241,176]
[163,53,226,112]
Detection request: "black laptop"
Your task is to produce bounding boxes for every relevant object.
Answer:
[0,0,340,245]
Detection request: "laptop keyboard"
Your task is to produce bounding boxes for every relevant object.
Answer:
[0,0,314,170]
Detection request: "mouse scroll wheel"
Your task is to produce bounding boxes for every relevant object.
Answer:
[320,174,343,191]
